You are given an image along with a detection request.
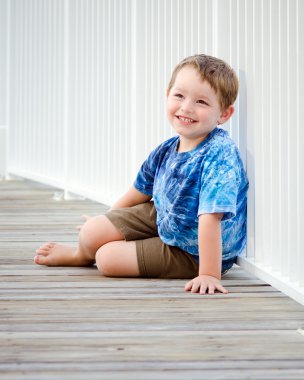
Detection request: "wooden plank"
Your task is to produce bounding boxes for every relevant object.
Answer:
[1,368,304,380]
[0,319,303,332]
[0,331,304,362]
[0,279,269,288]
[1,359,304,370]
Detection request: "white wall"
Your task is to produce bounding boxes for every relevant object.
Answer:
[4,0,304,304]
[0,0,7,178]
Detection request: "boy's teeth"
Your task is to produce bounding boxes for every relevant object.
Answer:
[179,116,194,123]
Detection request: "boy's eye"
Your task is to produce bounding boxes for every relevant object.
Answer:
[197,99,209,105]
[174,93,183,98]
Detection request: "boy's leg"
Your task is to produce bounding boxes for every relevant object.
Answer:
[95,241,140,277]
[34,215,124,266]
[95,236,200,279]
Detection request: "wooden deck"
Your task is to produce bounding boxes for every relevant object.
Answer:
[1,179,304,379]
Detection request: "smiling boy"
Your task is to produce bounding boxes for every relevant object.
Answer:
[35,54,249,295]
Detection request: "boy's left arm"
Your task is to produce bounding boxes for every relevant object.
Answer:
[184,213,228,295]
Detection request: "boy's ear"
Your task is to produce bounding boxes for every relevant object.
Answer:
[218,105,234,125]
[166,89,170,97]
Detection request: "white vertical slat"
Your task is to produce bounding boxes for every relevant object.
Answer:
[150,0,157,148]
[252,0,264,265]
[163,0,170,137]
[262,0,272,268]
[285,0,292,278]
[279,0,289,278]
[5,0,10,178]
[0,0,7,128]
[205,0,213,55]
[158,0,166,143]
[287,0,298,282]
[298,0,304,287]
[0,0,8,177]
[155,0,161,142]
[216,0,230,63]
[100,0,107,193]
[36,0,41,174]
[183,0,192,58]
[116,0,121,187]
[63,0,69,197]
[212,0,218,56]
[23,0,29,167]
[192,0,199,52]
[270,0,281,273]
[244,0,255,259]
[8,0,15,169]
[45,0,51,177]
[237,0,247,167]
[229,0,239,146]
[144,0,150,153]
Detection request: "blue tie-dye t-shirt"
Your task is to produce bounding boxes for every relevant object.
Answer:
[134,127,249,269]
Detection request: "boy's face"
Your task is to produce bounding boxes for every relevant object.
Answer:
[166,66,233,149]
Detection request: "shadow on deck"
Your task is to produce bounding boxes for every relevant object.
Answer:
[1,179,304,379]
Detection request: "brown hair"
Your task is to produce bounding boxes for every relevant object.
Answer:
[167,54,239,111]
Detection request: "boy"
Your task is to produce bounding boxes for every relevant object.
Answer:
[34,54,249,295]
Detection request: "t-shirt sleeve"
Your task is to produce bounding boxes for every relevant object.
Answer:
[198,145,241,221]
[133,143,166,196]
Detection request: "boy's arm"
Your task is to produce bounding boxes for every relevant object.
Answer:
[184,213,228,295]
[110,185,152,210]
[76,186,150,231]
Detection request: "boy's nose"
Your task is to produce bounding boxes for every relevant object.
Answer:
[180,100,194,113]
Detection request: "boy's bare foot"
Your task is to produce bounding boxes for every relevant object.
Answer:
[34,242,90,267]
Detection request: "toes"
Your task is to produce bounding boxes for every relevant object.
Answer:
[35,246,50,255]
[35,249,49,256]
[36,242,55,252]
[34,255,50,265]
[34,242,56,265]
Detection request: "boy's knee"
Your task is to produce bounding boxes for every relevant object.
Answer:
[95,243,117,276]
[79,215,107,251]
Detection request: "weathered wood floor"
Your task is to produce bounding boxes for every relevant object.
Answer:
[1,179,304,380]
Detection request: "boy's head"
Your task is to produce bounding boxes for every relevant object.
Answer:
[167,54,239,111]
[166,54,239,150]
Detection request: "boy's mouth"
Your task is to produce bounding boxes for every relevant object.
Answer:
[176,115,197,125]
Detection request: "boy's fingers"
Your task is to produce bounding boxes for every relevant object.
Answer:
[198,282,208,294]
[185,279,228,295]
[206,284,215,294]
[217,284,229,294]
[191,281,201,293]
[184,280,193,291]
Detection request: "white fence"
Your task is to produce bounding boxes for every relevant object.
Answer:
[1,0,303,305]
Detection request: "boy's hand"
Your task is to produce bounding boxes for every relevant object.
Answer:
[184,274,228,295]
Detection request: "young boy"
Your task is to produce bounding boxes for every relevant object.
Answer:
[34,54,249,295]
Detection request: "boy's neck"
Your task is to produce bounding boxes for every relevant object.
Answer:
[177,134,209,153]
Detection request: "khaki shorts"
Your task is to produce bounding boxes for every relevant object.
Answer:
[104,201,199,279]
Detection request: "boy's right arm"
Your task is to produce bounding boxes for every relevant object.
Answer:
[77,186,150,232]
[110,185,152,210]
